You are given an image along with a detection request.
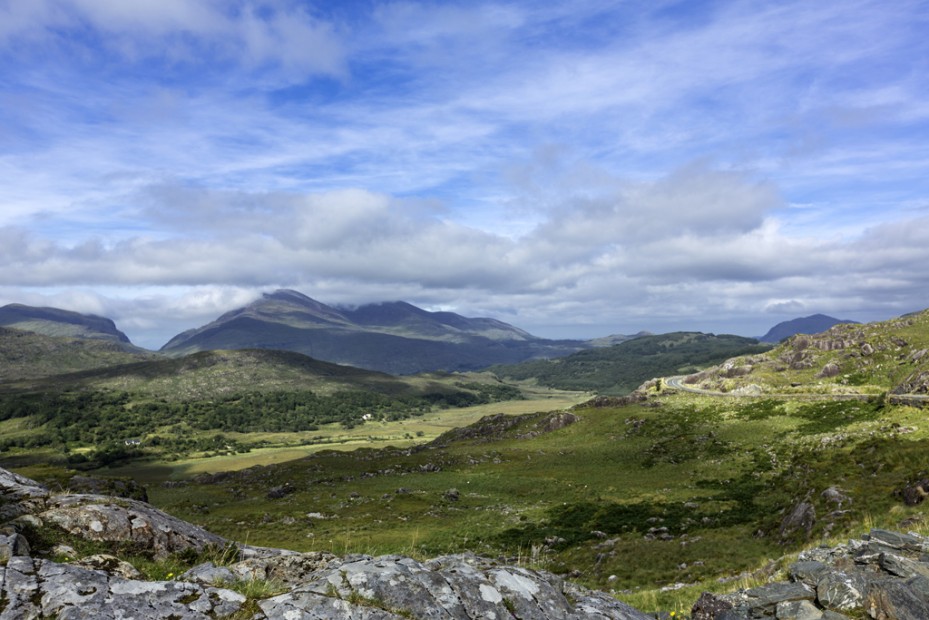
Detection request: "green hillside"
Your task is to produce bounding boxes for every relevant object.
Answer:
[681,308,929,396]
[5,309,929,615]
[140,385,929,612]
[491,332,772,394]
[0,327,158,382]
[0,348,524,467]
[0,303,133,343]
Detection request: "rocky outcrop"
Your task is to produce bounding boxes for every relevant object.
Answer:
[6,466,929,619]
[429,410,578,447]
[39,493,228,559]
[0,467,650,619]
[892,370,929,395]
[692,529,929,619]
[0,556,248,619]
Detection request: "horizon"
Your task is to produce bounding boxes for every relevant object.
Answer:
[1,289,893,351]
[2,1,928,349]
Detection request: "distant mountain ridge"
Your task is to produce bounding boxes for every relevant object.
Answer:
[0,303,131,344]
[161,289,585,374]
[759,313,858,343]
[492,331,771,395]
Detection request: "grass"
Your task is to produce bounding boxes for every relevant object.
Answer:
[100,385,588,482]
[12,384,929,615]
[5,308,929,616]
[116,391,926,605]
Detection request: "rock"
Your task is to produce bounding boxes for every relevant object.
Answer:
[0,468,49,521]
[776,599,823,620]
[257,551,656,619]
[39,494,228,559]
[230,550,343,585]
[877,552,929,579]
[721,581,815,616]
[779,501,816,541]
[816,363,841,379]
[0,531,30,562]
[816,571,867,611]
[444,488,460,502]
[867,529,926,552]
[73,553,144,580]
[180,561,236,586]
[0,556,248,619]
[691,591,734,619]
[787,561,831,587]
[820,487,850,508]
[865,574,929,620]
[266,483,295,499]
[899,479,929,505]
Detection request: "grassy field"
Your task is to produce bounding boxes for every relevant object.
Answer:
[6,309,929,616]
[108,387,926,615]
[73,385,590,482]
[6,385,929,616]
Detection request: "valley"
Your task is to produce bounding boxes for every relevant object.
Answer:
[1,301,928,616]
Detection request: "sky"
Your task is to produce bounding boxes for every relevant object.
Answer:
[2,0,929,350]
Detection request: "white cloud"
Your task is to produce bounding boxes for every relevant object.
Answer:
[2,0,929,346]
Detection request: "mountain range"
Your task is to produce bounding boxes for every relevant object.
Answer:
[0,292,863,375]
[158,289,588,374]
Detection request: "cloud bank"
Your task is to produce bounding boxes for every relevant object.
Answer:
[1,0,928,348]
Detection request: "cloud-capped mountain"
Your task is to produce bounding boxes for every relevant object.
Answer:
[160,289,585,374]
[0,303,132,344]
[759,313,858,343]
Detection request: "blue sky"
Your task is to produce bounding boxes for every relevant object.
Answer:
[2,0,928,349]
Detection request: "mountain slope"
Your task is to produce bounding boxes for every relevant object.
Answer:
[0,327,158,382]
[21,348,406,400]
[759,313,857,343]
[161,289,585,374]
[0,347,528,453]
[492,332,772,394]
[0,303,132,343]
[682,308,929,396]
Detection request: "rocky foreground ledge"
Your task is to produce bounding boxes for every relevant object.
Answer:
[0,467,649,619]
[2,467,929,619]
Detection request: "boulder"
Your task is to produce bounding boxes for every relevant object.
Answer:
[779,501,816,541]
[0,468,49,521]
[0,555,247,619]
[865,575,929,620]
[39,494,227,558]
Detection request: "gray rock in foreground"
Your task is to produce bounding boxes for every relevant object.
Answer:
[6,465,929,619]
[693,528,929,619]
[0,466,650,619]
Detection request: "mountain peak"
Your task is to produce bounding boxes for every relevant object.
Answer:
[759,314,858,343]
[160,289,583,373]
[262,289,317,305]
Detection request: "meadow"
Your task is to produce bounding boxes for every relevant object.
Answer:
[117,389,929,613]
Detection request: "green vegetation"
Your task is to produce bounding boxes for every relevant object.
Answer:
[0,345,531,468]
[0,326,156,382]
[685,309,929,396]
[0,383,524,467]
[4,308,929,616]
[491,332,771,394]
[112,394,926,603]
